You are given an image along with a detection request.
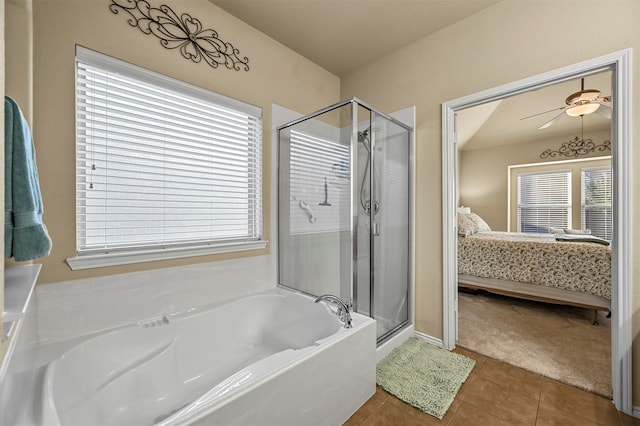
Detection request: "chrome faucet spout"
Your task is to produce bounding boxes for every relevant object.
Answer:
[314,294,353,329]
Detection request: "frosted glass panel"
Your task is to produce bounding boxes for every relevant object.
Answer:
[278,104,353,300]
[371,114,410,339]
[277,100,411,343]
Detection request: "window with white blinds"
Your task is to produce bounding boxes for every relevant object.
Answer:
[289,129,350,234]
[582,166,612,241]
[517,170,571,233]
[73,47,262,267]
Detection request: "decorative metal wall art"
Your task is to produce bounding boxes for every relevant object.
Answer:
[539,137,610,159]
[109,0,249,71]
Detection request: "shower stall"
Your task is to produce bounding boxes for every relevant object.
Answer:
[277,98,412,343]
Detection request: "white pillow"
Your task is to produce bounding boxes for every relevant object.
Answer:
[469,213,491,233]
[457,213,477,237]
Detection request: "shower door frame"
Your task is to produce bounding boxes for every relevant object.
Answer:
[276,97,414,344]
[367,108,413,343]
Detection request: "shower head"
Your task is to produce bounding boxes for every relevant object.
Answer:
[358,126,371,153]
[358,127,370,143]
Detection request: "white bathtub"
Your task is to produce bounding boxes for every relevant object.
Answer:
[38,290,376,426]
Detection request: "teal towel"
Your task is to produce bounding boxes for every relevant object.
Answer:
[4,96,52,261]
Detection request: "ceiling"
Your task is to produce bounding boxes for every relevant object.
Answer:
[209,1,612,150]
[210,0,500,77]
[458,71,612,151]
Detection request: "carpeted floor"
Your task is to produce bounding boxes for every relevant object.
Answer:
[457,290,612,398]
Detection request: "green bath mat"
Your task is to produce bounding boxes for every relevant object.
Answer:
[376,337,475,419]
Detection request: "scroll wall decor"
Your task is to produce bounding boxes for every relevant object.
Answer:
[539,137,610,159]
[109,0,250,71]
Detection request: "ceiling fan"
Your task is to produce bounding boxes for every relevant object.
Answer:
[521,78,612,129]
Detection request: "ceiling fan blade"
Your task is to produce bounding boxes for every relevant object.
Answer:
[520,106,566,121]
[596,104,612,119]
[538,111,565,129]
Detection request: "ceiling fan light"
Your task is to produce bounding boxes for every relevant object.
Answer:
[566,89,601,105]
[581,90,601,102]
[566,103,600,117]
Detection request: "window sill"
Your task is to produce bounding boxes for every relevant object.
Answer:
[66,240,268,270]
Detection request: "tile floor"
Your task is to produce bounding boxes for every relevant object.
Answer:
[345,347,640,426]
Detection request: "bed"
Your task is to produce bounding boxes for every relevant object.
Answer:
[457,213,611,325]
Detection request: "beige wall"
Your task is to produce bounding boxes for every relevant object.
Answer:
[459,129,611,231]
[340,0,640,405]
[27,0,339,283]
[5,0,31,119]
[1,0,7,366]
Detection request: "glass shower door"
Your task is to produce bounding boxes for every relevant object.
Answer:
[277,99,412,344]
[370,113,410,340]
[277,103,354,303]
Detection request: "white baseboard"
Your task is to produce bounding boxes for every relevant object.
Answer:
[413,331,444,348]
[376,325,414,362]
[631,406,640,419]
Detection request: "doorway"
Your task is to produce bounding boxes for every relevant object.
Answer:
[442,50,632,413]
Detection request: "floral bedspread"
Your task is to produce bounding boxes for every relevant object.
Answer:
[458,231,611,299]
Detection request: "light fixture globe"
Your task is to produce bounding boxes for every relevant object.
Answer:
[566,103,601,117]
[564,87,602,117]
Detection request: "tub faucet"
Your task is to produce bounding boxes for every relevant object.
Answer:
[314,294,353,329]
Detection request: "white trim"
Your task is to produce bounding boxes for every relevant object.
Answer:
[442,49,632,413]
[442,102,458,350]
[508,155,611,171]
[610,48,633,415]
[66,240,268,270]
[632,406,640,419]
[413,330,444,348]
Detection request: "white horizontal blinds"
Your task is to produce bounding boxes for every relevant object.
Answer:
[289,129,350,234]
[76,48,262,254]
[517,170,571,233]
[582,166,612,241]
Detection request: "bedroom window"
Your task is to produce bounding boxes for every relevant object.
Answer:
[517,170,571,233]
[70,46,264,269]
[582,166,612,241]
